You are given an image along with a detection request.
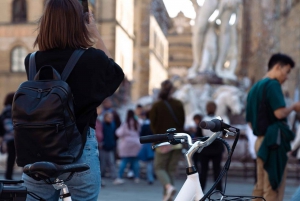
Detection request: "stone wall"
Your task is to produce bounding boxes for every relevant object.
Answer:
[242,0,300,98]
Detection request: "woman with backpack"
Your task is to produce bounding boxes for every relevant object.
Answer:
[15,0,124,200]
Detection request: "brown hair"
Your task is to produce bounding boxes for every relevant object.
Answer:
[34,0,93,51]
[126,109,138,131]
[206,101,217,115]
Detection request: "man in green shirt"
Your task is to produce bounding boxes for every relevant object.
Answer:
[246,53,300,201]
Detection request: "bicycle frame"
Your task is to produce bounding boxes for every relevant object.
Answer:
[146,118,240,201]
[152,131,223,201]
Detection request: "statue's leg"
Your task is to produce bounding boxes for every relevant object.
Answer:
[189,0,218,78]
[198,26,217,73]
[215,10,232,77]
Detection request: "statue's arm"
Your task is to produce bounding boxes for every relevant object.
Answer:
[191,0,199,12]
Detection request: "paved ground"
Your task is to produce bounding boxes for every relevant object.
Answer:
[98,176,298,201]
[0,153,299,201]
[0,170,298,201]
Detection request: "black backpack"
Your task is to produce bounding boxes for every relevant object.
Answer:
[12,49,86,167]
[257,80,271,135]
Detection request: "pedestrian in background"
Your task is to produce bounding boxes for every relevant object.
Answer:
[199,101,223,191]
[190,114,203,182]
[99,112,118,182]
[246,53,300,201]
[150,79,185,201]
[0,92,16,180]
[138,111,155,184]
[114,109,141,185]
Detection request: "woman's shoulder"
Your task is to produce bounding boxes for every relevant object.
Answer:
[82,47,108,60]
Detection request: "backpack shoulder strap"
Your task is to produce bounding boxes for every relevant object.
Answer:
[261,79,272,102]
[28,52,37,80]
[163,100,180,126]
[61,49,86,81]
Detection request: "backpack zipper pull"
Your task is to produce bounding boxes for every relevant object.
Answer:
[37,89,42,99]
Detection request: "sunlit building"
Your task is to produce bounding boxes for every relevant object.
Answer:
[0,0,171,106]
[0,0,43,104]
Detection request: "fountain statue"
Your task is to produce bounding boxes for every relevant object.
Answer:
[188,0,241,80]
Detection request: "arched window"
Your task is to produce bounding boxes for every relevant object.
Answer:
[12,0,27,23]
[11,46,27,72]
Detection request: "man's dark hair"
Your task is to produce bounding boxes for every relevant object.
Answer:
[268,53,295,71]
[3,92,15,106]
[158,80,174,100]
[206,101,217,115]
[136,104,143,109]
[193,114,203,121]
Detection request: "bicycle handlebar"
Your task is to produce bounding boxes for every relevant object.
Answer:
[200,118,232,132]
[139,134,169,144]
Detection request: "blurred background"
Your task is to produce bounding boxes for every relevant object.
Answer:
[1,1,300,200]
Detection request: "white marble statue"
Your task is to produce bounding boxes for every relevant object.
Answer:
[214,0,241,80]
[172,83,243,127]
[188,0,241,80]
[172,83,203,128]
[188,0,218,78]
[212,85,243,124]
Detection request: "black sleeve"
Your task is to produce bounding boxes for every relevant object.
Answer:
[102,58,125,97]
[0,116,5,137]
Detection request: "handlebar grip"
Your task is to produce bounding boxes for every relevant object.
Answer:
[199,121,216,130]
[140,134,169,144]
[199,119,225,132]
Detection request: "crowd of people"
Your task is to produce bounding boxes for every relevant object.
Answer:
[94,80,225,201]
[1,1,300,201]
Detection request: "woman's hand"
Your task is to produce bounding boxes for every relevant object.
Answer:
[85,12,112,57]
[85,12,101,41]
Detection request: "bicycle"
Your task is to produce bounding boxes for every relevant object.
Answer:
[140,117,266,201]
[0,162,89,201]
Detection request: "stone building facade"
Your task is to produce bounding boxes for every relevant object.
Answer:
[0,0,170,109]
[241,0,300,99]
[0,0,43,108]
[167,12,193,78]
[132,0,170,99]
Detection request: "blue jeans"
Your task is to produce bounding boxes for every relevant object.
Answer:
[118,157,139,179]
[146,160,154,183]
[291,186,300,201]
[23,128,100,201]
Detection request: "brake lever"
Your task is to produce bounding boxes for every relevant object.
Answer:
[152,142,170,149]
[152,138,186,149]
[223,129,236,137]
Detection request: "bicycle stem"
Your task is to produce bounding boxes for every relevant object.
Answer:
[185,132,222,167]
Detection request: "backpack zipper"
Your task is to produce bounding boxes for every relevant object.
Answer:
[20,87,51,99]
[54,86,76,122]
[13,122,64,133]
[20,86,76,122]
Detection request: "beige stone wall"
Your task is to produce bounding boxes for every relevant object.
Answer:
[0,25,37,110]
[131,0,151,101]
[0,0,13,23]
[243,0,300,99]
[278,2,300,97]
[27,0,44,22]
